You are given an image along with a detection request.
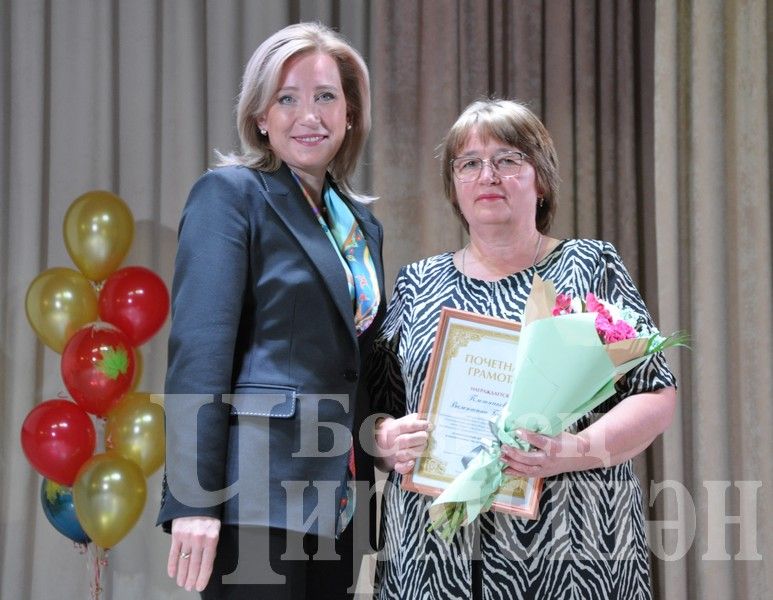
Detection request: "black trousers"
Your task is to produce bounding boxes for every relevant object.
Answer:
[201,524,358,600]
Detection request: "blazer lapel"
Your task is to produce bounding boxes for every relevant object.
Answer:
[257,165,357,341]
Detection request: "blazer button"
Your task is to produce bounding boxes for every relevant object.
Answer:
[343,369,358,382]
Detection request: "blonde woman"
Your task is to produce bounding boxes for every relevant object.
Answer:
[159,23,384,599]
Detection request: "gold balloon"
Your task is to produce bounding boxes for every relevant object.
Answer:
[105,391,165,477]
[73,452,146,549]
[25,267,99,353]
[63,190,134,282]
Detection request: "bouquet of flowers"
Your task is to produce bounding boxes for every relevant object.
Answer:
[427,274,687,540]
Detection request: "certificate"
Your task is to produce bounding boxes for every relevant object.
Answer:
[402,307,542,519]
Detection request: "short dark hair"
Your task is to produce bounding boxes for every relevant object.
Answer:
[439,99,560,233]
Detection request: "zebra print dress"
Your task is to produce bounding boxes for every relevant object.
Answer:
[369,239,676,600]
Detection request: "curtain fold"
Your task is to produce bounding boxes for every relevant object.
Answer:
[654,1,772,598]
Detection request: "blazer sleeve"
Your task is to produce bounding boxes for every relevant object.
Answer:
[158,169,252,528]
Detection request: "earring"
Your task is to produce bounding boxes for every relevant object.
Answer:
[538,197,544,208]
[346,123,352,130]
[259,128,267,136]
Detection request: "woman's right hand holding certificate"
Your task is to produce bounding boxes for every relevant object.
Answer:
[375,413,432,474]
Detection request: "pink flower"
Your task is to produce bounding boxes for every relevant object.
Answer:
[609,319,637,342]
[554,291,639,344]
[585,293,611,320]
[594,313,612,338]
[595,314,637,343]
[552,293,574,316]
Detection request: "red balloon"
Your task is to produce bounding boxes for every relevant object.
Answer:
[21,400,96,486]
[98,266,169,346]
[61,323,136,417]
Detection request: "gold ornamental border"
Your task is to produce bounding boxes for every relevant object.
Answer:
[403,307,543,518]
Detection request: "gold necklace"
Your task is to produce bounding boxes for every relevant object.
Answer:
[462,233,543,278]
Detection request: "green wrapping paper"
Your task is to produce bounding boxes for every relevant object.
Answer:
[427,275,682,540]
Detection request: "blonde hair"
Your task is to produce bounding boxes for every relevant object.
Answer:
[439,99,560,233]
[218,22,373,203]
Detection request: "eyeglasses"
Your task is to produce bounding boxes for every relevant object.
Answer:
[450,151,528,182]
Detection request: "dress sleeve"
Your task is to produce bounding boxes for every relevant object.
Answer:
[366,267,409,418]
[593,242,677,400]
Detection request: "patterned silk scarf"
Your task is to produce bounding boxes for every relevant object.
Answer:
[292,172,380,334]
[291,172,380,536]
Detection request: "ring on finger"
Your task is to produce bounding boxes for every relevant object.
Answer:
[179,551,191,559]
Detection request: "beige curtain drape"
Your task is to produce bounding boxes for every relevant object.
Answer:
[0,1,769,598]
[653,1,772,598]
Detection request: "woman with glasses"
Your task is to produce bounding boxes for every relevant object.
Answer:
[158,23,385,599]
[369,99,676,599]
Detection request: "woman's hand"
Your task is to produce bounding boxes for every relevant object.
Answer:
[501,388,678,479]
[168,516,221,592]
[500,429,591,479]
[375,414,432,474]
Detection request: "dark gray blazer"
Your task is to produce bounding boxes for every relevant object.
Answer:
[157,164,385,539]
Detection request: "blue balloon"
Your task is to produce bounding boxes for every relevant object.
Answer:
[40,478,90,544]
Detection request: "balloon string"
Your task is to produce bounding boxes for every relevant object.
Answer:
[88,545,109,600]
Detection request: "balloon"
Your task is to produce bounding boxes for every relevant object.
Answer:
[63,190,134,282]
[40,479,90,544]
[61,323,136,417]
[99,266,169,346]
[73,452,146,548]
[105,392,165,477]
[20,400,96,486]
[25,268,99,353]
